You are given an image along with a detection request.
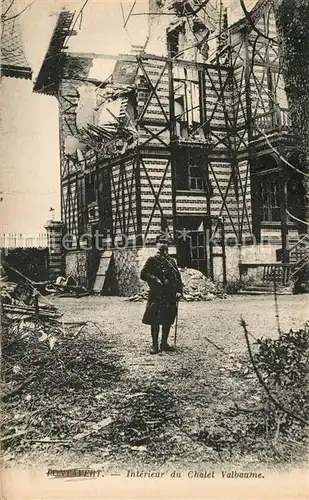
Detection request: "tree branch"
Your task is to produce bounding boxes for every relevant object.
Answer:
[239,0,276,43]
[2,0,36,22]
[241,318,309,427]
[2,0,15,19]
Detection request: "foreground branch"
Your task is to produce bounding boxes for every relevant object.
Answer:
[240,318,309,426]
[239,0,276,42]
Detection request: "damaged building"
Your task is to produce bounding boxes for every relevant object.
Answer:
[33,0,307,295]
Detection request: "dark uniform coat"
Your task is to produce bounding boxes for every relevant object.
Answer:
[140,252,183,326]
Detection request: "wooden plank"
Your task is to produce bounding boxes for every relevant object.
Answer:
[93,251,113,294]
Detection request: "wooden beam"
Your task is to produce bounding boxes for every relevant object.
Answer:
[67,51,229,71]
[279,160,289,262]
[67,51,135,61]
[135,154,143,245]
[167,40,178,249]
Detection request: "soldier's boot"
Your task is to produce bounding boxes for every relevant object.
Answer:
[160,324,175,352]
[150,325,159,354]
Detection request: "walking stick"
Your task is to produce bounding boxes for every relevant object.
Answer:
[174,299,179,347]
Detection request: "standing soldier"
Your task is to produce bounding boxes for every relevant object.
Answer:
[140,235,183,354]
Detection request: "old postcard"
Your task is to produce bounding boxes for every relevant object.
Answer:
[1,0,308,498]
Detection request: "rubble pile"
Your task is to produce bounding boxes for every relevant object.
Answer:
[1,315,123,457]
[128,268,226,302]
[180,268,227,301]
[0,280,60,321]
[128,290,149,302]
[45,275,90,297]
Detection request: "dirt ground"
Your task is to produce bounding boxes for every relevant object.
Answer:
[54,293,308,379]
[6,293,309,471]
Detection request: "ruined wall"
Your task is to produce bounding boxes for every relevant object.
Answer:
[65,250,92,288]
[59,55,94,243]
[59,4,290,289]
[147,0,218,61]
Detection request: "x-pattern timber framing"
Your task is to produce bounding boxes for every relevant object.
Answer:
[109,154,140,241]
[57,52,255,247]
[140,156,172,240]
[204,3,288,243]
[58,1,292,252]
[136,56,170,151]
[171,55,251,243]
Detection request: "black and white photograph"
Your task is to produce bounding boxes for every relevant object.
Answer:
[1,0,309,498]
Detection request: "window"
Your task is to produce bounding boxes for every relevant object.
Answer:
[287,173,306,223]
[174,83,201,138]
[167,29,180,58]
[188,153,205,191]
[86,172,97,204]
[190,231,206,273]
[189,165,205,191]
[259,173,281,222]
[173,71,204,140]
[175,96,188,138]
[176,152,206,192]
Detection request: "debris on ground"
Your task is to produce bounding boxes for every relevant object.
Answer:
[2,261,90,299]
[1,311,190,463]
[45,275,90,298]
[1,294,308,468]
[1,314,124,458]
[128,292,148,302]
[127,268,227,302]
[180,268,227,301]
[1,280,60,321]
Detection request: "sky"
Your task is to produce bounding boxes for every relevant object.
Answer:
[1,0,148,235]
[1,0,253,235]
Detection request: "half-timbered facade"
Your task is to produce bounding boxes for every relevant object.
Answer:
[34,1,307,293]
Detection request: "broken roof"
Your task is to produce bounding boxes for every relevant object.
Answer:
[1,0,32,80]
[33,10,75,95]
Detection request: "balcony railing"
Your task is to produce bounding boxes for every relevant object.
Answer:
[252,108,292,137]
[239,262,292,287]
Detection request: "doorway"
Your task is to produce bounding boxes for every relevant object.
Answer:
[176,216,209,274]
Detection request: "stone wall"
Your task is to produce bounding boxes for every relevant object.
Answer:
[240,244,281,264]
[112,246,177,296]
[65,246,177,296]
[213,246,240,283]
[111,248,141,296]
[213,243,281,283]
[65,243,282,291]
[65,250,92,288]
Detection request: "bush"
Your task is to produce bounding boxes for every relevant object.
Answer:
[195,324,309,463]
[252,324,309,438]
